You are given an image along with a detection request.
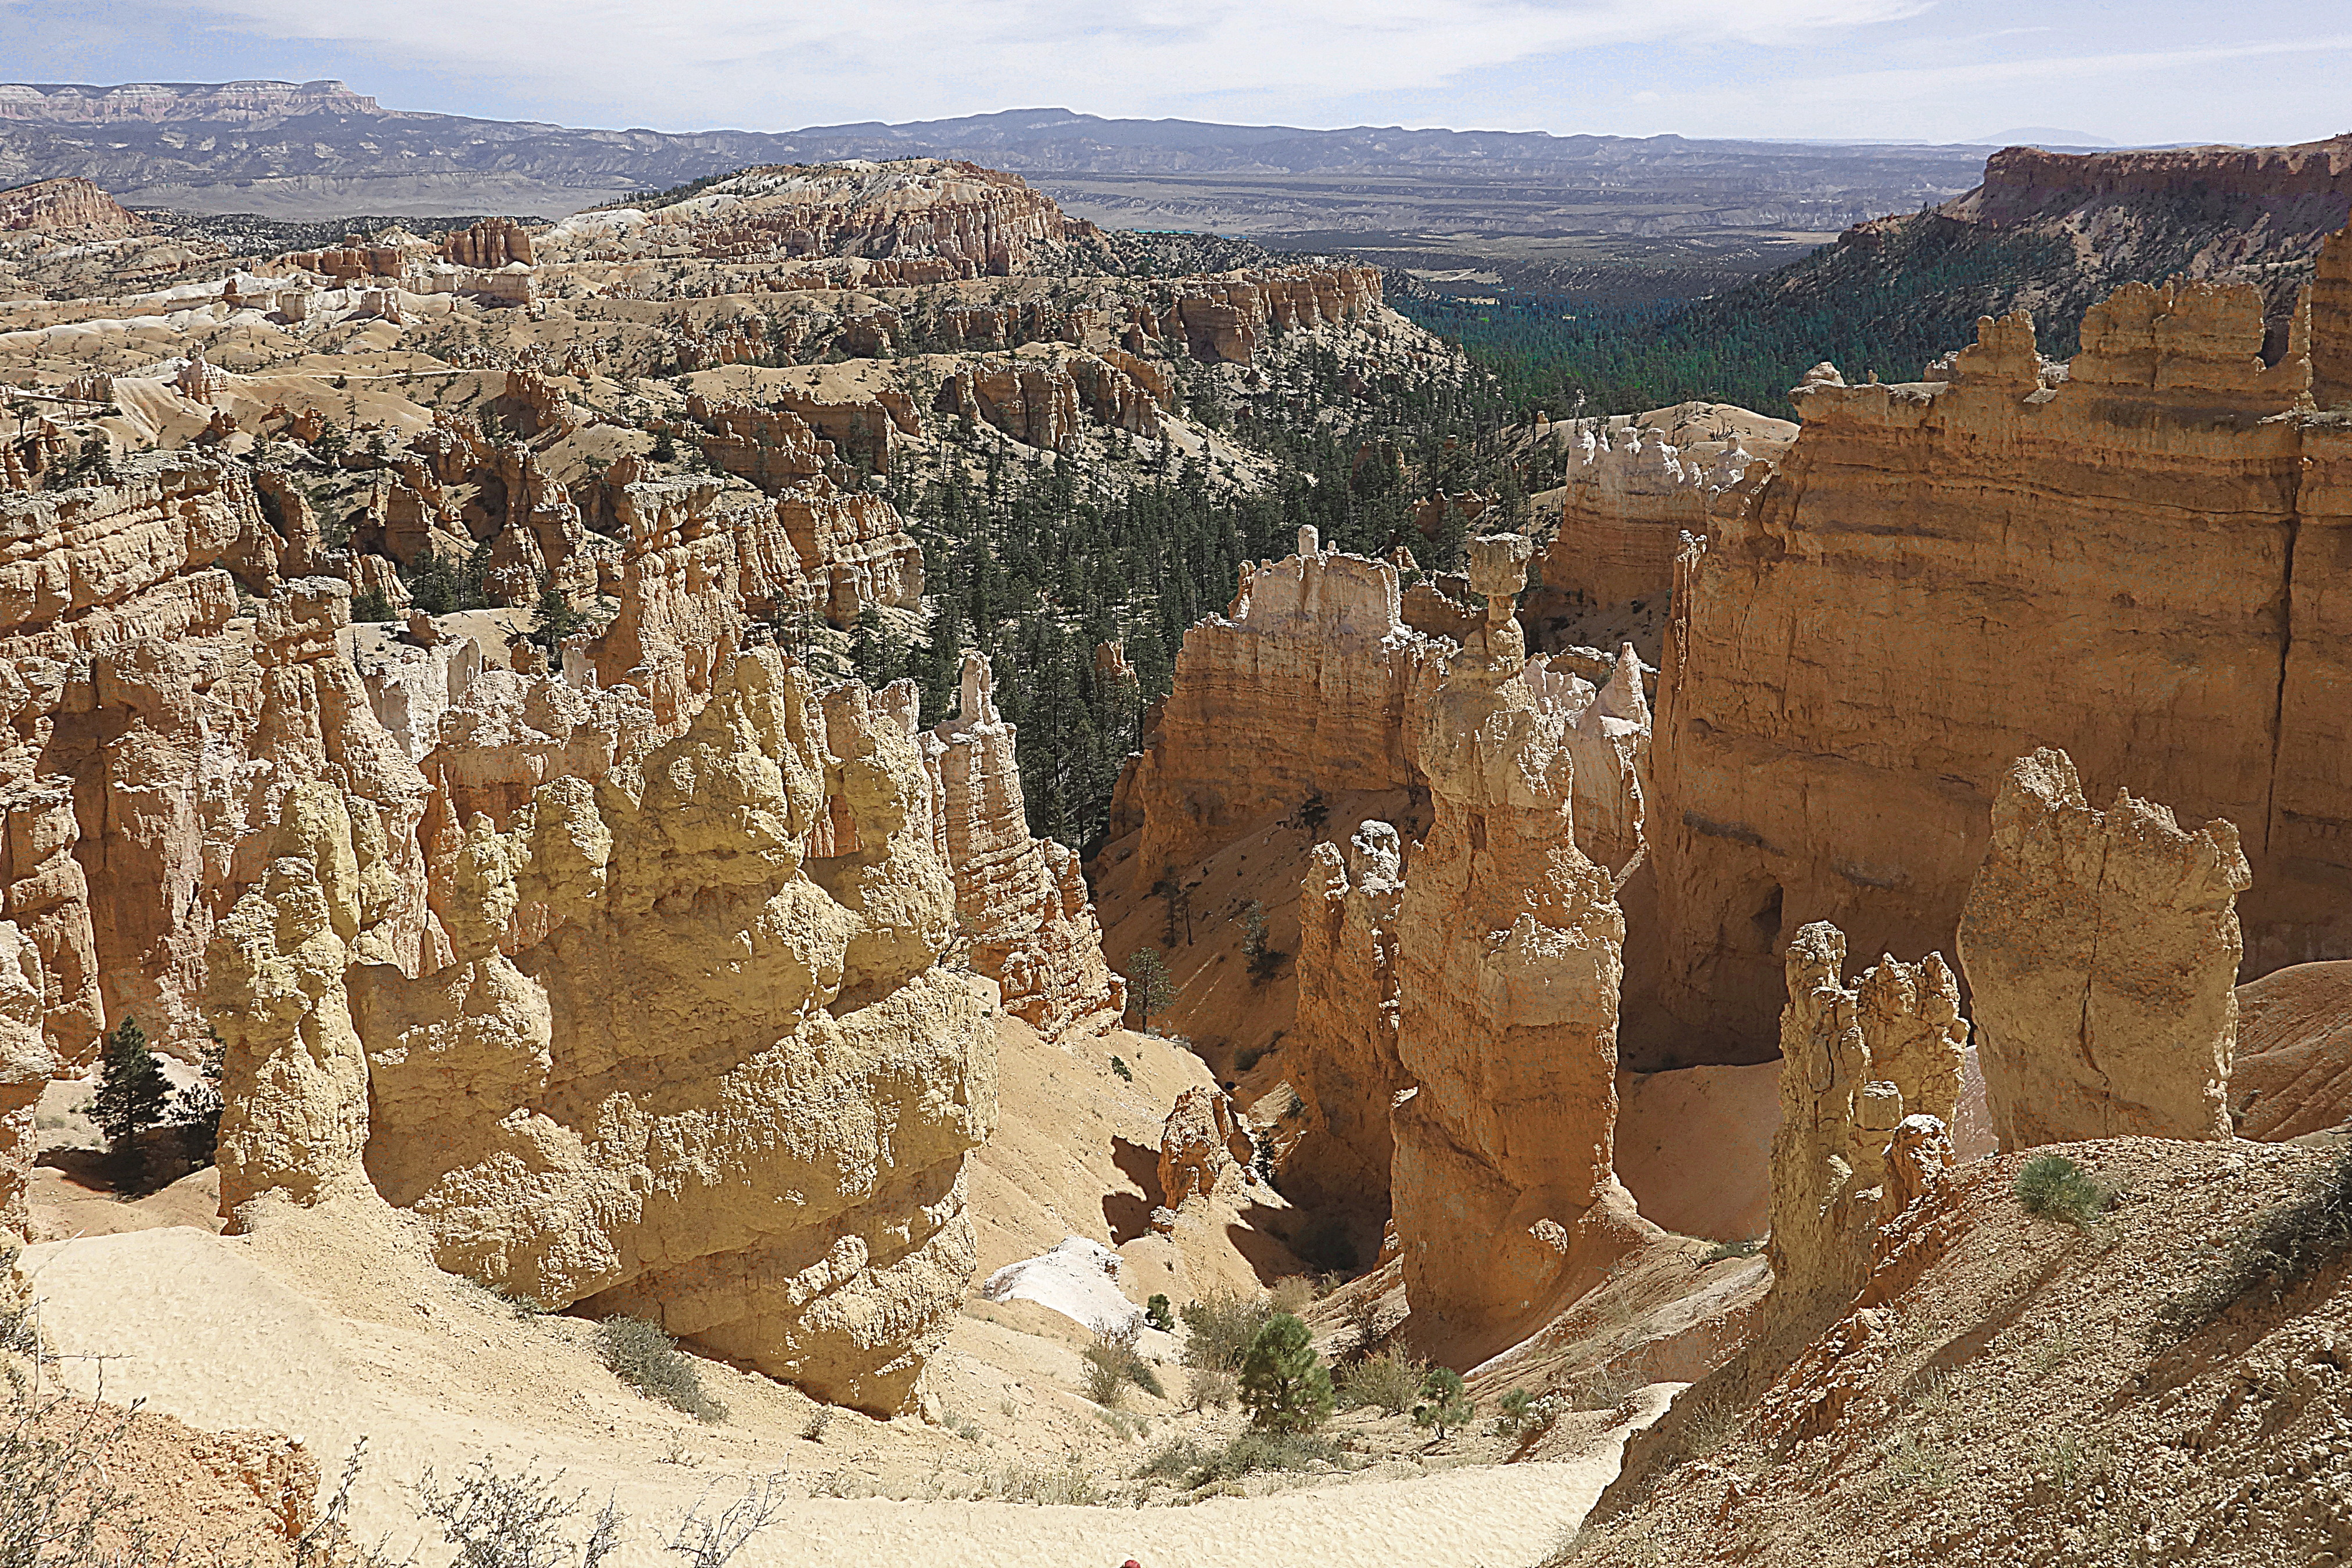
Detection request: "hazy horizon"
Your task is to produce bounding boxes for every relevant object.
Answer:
[1,1,2339,152]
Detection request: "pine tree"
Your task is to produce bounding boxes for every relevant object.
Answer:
[1126,949,1176,1030]
[1412,1366,1475,1439]
[1239,1313,1334,1433]
[92,1015,170,1151]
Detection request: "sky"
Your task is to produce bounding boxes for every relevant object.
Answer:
[1,0,2343,147]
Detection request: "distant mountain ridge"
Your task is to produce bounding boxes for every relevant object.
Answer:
[0,81,1994,234]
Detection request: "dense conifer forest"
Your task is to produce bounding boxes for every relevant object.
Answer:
[842,336,1541,853]
[1388,218,2085,416]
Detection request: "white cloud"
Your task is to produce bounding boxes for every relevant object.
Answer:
[105,0,1933,129]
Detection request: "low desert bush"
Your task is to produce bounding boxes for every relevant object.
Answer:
[1080,1324,1164,1407]
[596,1316,726,1423]
[1184,1365,1239,1412]
[1266,1275,1316,1316]
[1497,1390,1569,1441]
[2014,1155,2110,1227]
[2157,1146,2352,1340]
[1574,1364,1643,1412]
[1179,1291,1272,1371]
[1337,1346,1425,1414]
[665,1473,789,1568]
[1136,1430,1337,1487]
[1145,1293,1174,1332]
[2,1384,156,1567]
[414,1457,624,1568]
[1703,1236,1763,1263]
[990,1454,1103,1506]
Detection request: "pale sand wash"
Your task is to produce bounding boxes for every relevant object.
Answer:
[21,1223,1665,1567]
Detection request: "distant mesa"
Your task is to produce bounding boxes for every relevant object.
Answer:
[1969,126,2117,148]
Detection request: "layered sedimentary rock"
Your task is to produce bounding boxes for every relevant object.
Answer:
[1769,920,1966,1324]
[927,653,1121,1035]
[680,395,923,625]
[1123,265,1383,365]
[0,919,49,1232]
[1644,276,2347,1066]
[933,349,1165,449]
[0,458,437,1059]
[2232,961,2352,1139]
[439,217,534,269]
[1288,819,1409,1225]
[547,161,1080,277]
[0,175,143,236]
[1957,748,2247,1149]
[2317,225,2352,410]
[207,781,375,1210]
[1525,404,1791,625]
[1156,1085,1256,1217]
[197,648,999,1412]
[1389,535,1655,1353]
[1127,528,1446,875]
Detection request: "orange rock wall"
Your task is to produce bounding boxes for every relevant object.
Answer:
[1643,282,2344,1065]
[1127,535,1445,877]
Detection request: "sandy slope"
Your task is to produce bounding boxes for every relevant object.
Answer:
[19,1220,1661,1567]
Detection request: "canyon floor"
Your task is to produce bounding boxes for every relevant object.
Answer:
[19,1011,1680,1566]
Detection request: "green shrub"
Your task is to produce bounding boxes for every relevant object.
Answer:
[1239,1313,1334,1433]
[1136,1430,1337,1486]
[1412,1367,1475,1439]
[351,588,396,623]
[2157,1146,2352,1341]
[595,1316,726,1423]
[1703,1236,1764,1263]
[1080,1325,1164,1406]
[2014,1155,2110,1227]
[1145,1293,1174,1332]
[1179,1291,1272,1371]
[1109,1056,1133,1082]
[1338,1346,1425,1414]
[1493,1387,1536,1435]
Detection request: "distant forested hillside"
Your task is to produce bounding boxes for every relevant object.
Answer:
[1388,218,2080,418]
[1394,171,2332,418]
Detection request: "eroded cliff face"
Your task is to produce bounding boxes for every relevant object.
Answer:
[0,447,1076,1411]
[1127,528,1446,876]
[1524,404,1791,630]
[1644,276,2347,1065]
[1768,921,1965,1329]
[927,653,1122,1036]
[1121,266,1384,365]
[1,458,435,1062]
[202,648,999,1412]
[2315,225,2352,410]
[1389,535,1657,1356]
[0,919,50,1232]
[538,160,1085,278]
[1957,748,2247,1149]
[1287,819,1409,1231]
